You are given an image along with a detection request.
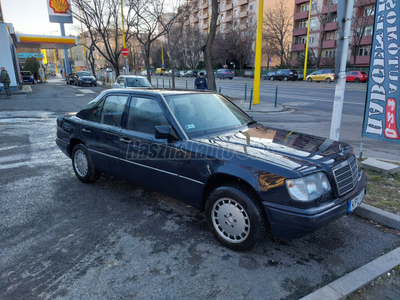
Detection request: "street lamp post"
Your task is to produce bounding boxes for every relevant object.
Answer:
[121,0,128,74]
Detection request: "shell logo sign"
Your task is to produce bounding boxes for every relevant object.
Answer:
[47,0,73,23]
[49,0,70,14]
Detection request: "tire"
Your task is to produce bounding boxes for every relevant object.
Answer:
[325,78,332,83]
[270,76,274,81]
[205,185,266,251]
[72,144,99,183]
[355,78,360,83]
[307,78,312,83]
[283,76,288,82]
[229,77,233,80]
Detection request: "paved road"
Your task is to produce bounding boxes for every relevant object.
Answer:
[0,79,399,299]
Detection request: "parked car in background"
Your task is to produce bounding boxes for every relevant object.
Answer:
[261,71,276,80]
[180,71,186,77]
[297,73,304,81]
[184,70,198,77]
[155,68,166,75]
[269,69,298,81]
[164,69,180,77]
[56,89,366,251]
[68,71,97,86]
[346,71,368,83]
[21,71,35,84]
[214,69,234,80]
[141,70,153,76]
[306,69,335,83]
[112,75,153,89]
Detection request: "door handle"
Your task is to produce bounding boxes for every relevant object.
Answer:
[82,128,91,133]
[120,137,131,144]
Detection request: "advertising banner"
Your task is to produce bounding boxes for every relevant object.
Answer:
[47,0,73,24]
[362,0,400,143]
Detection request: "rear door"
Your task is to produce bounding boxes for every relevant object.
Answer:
[81,93,129,176]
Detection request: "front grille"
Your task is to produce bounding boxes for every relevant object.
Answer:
[333,156,359,196]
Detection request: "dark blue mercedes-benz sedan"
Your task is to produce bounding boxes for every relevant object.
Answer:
[56,89,366,251]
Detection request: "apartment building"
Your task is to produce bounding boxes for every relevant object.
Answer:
[291,0,375,68]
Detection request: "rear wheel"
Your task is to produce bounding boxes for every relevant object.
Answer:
[205,185,266,251]
[325,78,332,83]
[270,76,274,81]
[72,144,99,183]
[355,78,360,83]
[283,76,288,82]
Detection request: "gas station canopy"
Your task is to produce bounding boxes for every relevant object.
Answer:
[16,34,78,49]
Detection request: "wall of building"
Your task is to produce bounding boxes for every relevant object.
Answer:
[0,23,21,91]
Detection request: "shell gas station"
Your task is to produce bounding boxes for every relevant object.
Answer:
[0,0,77,91]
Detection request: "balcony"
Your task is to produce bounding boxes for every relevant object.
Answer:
[239,10,248,18]
[322,4,337,14]
[360,35,373,45]
[201,13,208,19]
[203,23,209,30]
[325,21,338,31]
[295,0,309,4]
[192,17,199,23]
[350,55,371,66]
[224,3,233,10]
[322,40,336,48]
[238,0,248,5]
[292,43,306,51]
[293,27,307,36]
[294,11,309,21]
[201,2,208,9]
[224,15,232,23]
[239,23,247,30]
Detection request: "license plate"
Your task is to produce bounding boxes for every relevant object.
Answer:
[348,189,365,213]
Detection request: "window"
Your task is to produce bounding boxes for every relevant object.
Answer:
[299,20,308,28]
[87,100,104,123]
[310,18,316,27]
[324,49,336,58]
[249,4,253,10]
[364,5,375,16]
[301,4,309,11]
[100,95,128,127]
[126,98,168,134]
[364,26,373,36]
[309,36,315,43]
[359,45,371,56]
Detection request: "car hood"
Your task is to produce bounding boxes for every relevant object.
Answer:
[79,76,95,79]
[194,124,352,174]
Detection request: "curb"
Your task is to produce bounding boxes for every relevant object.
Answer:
[300,247,400,300]
[301,204,400,300]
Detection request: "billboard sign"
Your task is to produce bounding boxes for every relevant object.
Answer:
[362,0,400,143]
[47,0,73,24]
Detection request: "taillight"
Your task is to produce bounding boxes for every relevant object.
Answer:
[232,71,234,75]
[225,72,228,74]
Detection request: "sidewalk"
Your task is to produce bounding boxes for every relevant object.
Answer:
[0,84,32,97]
[234,98,400,299]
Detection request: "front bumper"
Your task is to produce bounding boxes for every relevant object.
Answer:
[263,171,367,239]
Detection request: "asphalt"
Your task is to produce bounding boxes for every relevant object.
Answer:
[3,81,400,299]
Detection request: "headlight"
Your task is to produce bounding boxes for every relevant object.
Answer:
[285,172,331,201]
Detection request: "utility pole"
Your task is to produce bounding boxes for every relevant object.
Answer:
[329,0,354,140]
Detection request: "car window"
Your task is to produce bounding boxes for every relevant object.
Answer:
[346,72,351,75]
[351,71,358,75]
[87,100,104,122]
[361,71,367,75]
[100,95,129,127]
[126,97,169,134]
[165,93,253,136]
[125,77,152,87]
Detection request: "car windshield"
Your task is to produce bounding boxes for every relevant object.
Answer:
[125,77,152,87]
[77,72,92,76]
[164,93,254,137]
[21,71,31,76]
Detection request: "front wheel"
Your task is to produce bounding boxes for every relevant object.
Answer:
[270,76,274,81]
[205,185,266,251]
[283,76,288,82]
[72,144,99,183]
[307,78,312,83]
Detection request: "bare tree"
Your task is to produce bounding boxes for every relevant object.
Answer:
[349,0,375,68]
[314,0,336,68]
[263,0,293,67]
[71,0,137,78]
[200,0,218,91]
[181,25,203,69]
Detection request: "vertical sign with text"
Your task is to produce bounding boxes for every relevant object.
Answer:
[362,0,400,143]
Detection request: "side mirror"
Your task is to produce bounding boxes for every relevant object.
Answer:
[155,125,179,140]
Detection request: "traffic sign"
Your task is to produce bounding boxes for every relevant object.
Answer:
[121,47,129,56]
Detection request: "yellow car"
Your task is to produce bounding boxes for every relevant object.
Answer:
[155,68,166,75]
[306,69,335,83]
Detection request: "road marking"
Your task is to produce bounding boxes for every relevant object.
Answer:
[78,89,95,94]
[75,94,85,97]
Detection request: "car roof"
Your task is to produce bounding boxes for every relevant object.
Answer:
[103,88,215,97]
[118,75,147,79]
